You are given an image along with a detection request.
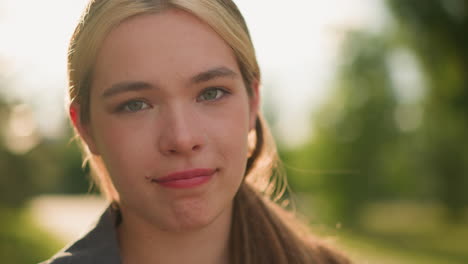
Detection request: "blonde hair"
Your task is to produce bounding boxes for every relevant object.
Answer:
[68,0,351,263]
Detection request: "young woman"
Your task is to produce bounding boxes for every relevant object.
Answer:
[42,0,351,263]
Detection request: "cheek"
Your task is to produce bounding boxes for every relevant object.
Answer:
[91,113,155,180]
[208,100,251,171]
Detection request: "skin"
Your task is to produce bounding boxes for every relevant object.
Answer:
[72,9,259,264]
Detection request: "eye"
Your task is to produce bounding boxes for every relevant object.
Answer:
[117,100,151,113]
[197,87,228,102]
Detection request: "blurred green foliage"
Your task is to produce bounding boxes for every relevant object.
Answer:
[387,0,468,221]
[0,90,91,263]
[0,119,91,207]
[285,0,468,227]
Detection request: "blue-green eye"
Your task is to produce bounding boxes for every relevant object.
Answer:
[198,87,228,102]
[118,100,150,112]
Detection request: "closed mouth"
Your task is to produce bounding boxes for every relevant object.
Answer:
[152,168,218,183]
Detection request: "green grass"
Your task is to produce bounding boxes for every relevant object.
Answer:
[0,207,63,264]
[309,202,468,264]
[338,230,467,264]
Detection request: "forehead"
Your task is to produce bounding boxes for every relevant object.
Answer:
[92,9,239,90]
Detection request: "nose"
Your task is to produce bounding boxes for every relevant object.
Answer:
[158,104,205,156]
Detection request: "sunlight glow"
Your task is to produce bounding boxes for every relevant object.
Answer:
[3,104,40,154]
[0,0,388,146]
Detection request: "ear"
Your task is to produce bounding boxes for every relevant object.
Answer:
[69,102,100,155]
[248,79,260,131]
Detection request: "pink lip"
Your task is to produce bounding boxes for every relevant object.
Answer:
[152,168,217,189]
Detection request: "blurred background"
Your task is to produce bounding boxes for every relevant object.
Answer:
[1,0,467,263]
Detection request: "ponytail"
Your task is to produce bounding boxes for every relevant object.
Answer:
[230,117,351,264]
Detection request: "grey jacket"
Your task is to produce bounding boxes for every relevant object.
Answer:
[39,206,122,264]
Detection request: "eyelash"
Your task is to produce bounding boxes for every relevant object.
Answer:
[114,87,231,113]
[197,87,231,102]
[115,98,151,113]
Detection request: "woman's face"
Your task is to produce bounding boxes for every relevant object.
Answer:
[76,9,259,231]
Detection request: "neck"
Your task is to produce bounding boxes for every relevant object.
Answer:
[117,205,232,264]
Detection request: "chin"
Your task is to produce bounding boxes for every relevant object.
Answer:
[166,202,220,232]
[164,216,213,232]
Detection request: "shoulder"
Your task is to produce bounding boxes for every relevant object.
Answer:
[38,253,69,264]
[38,241,112,264]
[37,205,122,264]
[38,251,84,264]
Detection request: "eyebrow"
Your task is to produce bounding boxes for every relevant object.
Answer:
[101,66,238,98]
[101,81,153,98]
[191,66,238,84]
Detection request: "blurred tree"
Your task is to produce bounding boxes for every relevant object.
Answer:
[289,32,400,226]
[290,0,468,225]
[0,98,34,206]
[386,0,468,221]
[0,97,91,207]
